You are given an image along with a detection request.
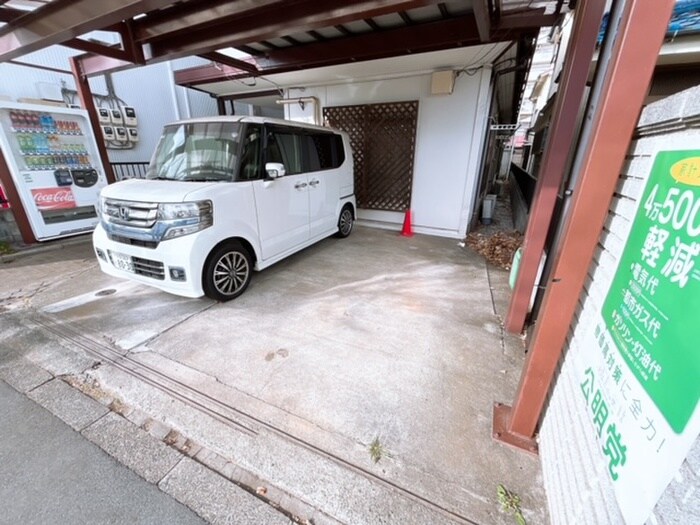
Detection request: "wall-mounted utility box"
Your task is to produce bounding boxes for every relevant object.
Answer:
[431,70,455,95]
[127,127,139,142]
[121,106,137,126]
[98,108,110,124]
[101,125,115,140]
[115,127,127,143]
[110,109,123,125]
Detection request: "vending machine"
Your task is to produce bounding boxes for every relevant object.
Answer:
[0,101,108,241]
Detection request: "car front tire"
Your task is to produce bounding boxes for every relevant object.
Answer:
[203,241,252,301]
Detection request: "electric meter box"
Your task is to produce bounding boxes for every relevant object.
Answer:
[110,109,123,125]
[98,108,110,124]
[127,128,139,142]
[101,125,115,140]
[115,127,127,143]
[121,106,137,126]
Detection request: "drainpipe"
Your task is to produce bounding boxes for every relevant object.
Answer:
[166,60,181,120]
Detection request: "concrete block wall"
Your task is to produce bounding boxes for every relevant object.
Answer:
[539,87,700,524]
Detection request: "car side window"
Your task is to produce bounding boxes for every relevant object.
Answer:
[274,132,303,175]
[238,125,262,181]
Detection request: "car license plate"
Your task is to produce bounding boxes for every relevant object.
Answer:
[110,251,134,273]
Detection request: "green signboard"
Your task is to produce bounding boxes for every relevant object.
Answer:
[602,150,700,434]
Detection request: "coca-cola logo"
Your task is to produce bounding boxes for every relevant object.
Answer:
[31,187,77,210]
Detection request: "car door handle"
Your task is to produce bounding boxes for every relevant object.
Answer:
[309,179,320,187]
[294,182,308,189]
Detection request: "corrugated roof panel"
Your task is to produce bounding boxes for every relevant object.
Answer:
[442,1,472,16]
[402,5,442,22]
[314,26,343,39]
[370,12,405,29]
[342,20,372,34]
[266,37,293,48]
[285,32,317,44]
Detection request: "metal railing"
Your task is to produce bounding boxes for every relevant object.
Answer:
[111,162,150,181]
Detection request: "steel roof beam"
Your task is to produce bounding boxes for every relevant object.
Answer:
[135,0,443,44]
[198,51,259,74]
[143,0,445,60]
[174,14,544,86]
[0,0,176,62]
[174,62,253,87]
[257,15,532,71]
[62,38,131,62]
[0,6,22,23]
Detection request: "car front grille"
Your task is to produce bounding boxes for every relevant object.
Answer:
[132,256,165,280]
[104,199,158,228]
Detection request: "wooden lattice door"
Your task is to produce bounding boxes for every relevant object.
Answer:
[324,101,418,212]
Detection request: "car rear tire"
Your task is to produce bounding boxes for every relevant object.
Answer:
[335,205,354,238]
[203,241,252,301]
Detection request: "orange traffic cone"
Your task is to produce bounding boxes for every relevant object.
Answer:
[400,209,414,237]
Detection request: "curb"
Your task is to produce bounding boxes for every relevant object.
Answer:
[0,233,92,263]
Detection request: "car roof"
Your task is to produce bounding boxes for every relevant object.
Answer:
[169,115,339,133]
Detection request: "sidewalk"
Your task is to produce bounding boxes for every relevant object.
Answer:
[0,379,204,525]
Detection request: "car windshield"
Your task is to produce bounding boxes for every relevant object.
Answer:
[146,122,240,182]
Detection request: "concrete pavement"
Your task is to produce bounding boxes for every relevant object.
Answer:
[0,379,204,525]
[0,228,547,525]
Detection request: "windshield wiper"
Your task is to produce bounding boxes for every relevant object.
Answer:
[184,177,227,182]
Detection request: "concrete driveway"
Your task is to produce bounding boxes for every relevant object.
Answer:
[0,227,546,525]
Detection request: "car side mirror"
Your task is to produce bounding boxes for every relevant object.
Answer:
[265,162,286,179]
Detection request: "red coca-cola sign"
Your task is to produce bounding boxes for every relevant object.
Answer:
[31,187,76,210]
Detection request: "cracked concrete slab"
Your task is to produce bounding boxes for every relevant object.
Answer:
[159,457,291,525]
[81,411,183,484]
[0,357,52,393]
[27,378,109,431]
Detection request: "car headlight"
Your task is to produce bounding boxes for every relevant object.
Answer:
[159,200,213,240]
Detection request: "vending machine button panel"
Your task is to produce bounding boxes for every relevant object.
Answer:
[71,168,99,188]
[54,169,73,186]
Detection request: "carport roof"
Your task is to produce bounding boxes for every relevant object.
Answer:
[0,1,565,72]
[0,1,566,122]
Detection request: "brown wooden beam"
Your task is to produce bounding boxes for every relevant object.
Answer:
[495,0,676,449]
[70,56,115,184]
[0,0,176,62]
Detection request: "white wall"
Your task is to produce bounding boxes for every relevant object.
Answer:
[0,47,217,164]
[285,67,493,238]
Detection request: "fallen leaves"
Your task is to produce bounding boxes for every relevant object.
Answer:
[466,231,523,270]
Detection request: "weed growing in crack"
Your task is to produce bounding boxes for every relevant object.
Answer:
[497,484,527,525]
[369,436,386,463]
